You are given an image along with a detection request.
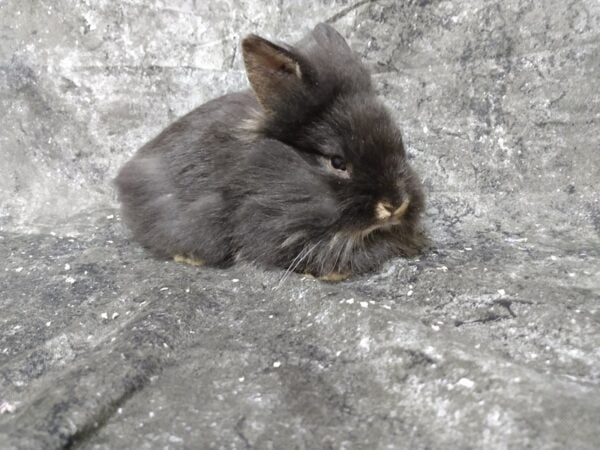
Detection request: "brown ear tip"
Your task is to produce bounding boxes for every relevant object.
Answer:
[242,34,262,50]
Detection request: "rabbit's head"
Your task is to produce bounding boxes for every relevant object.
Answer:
[235,24,425,274]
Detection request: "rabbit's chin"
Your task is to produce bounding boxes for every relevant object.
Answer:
[293,223,423,278]
[357,219,405,239]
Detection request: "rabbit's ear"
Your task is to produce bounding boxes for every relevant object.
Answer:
[311,23,352,55]
[242,34,305,110]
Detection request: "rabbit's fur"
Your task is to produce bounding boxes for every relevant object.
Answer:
[116,24,425,279]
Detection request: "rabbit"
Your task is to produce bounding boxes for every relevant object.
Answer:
[115,23,425,281]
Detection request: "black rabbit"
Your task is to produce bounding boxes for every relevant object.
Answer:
[115,24,425,280]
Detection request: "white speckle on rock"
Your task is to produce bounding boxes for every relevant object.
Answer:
[46,321,51,327]
[106,214,114,219]
[345,298,354,304]
[112,312,119,320]
[358,337,370,351]
[65,276,76,284]
[273,361,281,368]
[169,435,184,444]
[15,267,23,273]
[457,377,475,388]
[160,287,169,291]
[497,289,506,296]
[505,236,528,243]
[100,312,108,320]
[231,278,240,283]
[431,324,440,331]
[407,290,413,296]
[64,263,70,271]
[149,411,155,418]
[238,376,245,382]
[0,400,16,414]
[360,301,368,308]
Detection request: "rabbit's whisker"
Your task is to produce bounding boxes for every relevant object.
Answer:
[275,239,322,289]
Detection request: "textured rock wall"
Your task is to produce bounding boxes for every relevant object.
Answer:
[2,0,598,234]
[1,0,599,448]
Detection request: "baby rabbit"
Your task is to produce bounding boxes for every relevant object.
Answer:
[115,24,425,280]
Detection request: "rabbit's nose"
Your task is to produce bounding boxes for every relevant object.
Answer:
[375,201,395,220]
[375,199,410,220]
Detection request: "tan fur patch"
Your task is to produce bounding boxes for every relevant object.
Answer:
[174,255,205,266]
[393,199,410,217]
[293,62,302,79]
[236,108,266,142]
[375,202,393,220]
[319,271,351,282]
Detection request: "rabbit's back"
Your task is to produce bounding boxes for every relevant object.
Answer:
[115,91,258,263]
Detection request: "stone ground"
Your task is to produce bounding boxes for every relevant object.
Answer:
[1,0,599,448]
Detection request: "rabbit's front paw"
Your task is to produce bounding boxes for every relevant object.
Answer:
[174,255,206,267]
[318,271,351,282]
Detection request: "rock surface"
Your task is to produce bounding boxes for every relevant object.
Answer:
[1,0,599,448]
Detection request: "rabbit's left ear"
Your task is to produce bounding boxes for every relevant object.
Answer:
[242,34,306,111]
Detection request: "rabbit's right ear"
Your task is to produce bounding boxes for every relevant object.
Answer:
[242,34,306,111]
[311,23,352,55]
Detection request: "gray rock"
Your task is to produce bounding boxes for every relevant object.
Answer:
[1,0,599,448]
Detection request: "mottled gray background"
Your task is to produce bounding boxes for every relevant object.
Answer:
[1,0,599,448]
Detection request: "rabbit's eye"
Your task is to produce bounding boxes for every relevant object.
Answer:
[330,156,347,171]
